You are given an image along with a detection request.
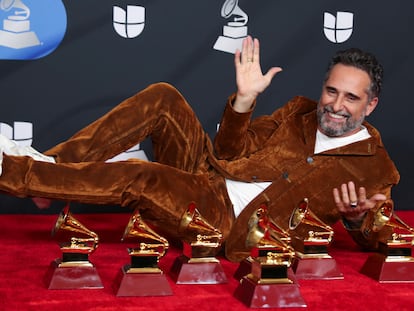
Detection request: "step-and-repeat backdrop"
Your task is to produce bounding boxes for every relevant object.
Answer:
[0,0,413,213]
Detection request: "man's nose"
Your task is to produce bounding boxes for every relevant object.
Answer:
[332,96,344,112]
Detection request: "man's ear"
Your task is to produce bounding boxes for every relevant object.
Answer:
[365,97,379,116]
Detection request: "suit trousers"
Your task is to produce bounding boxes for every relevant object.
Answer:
[0,83,234,240]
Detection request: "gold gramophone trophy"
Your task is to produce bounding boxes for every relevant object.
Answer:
[288,198,343,279]
[360,200,414,282]
[233,203,292,280]
[234,204,307,308]
[44,204,103,289]
[114,208,172,296]
[170,202,227,284]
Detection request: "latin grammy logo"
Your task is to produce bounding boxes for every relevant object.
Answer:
[323,11,354,43]
[0,0,67,60]
[213,0,249,54]
[0,0,40,49]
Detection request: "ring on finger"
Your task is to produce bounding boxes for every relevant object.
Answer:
[350,201,358,208]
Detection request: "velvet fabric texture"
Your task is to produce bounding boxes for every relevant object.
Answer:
[0,83,400,262]
[213,96,400,261]
[0,83,234,242]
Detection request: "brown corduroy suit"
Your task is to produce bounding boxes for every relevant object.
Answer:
[0,82,400,262]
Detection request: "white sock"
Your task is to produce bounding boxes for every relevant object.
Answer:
[0,134,55,176]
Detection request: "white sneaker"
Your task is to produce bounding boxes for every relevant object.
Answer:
[0,134,55,176]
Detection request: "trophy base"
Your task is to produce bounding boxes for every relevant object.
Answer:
[233,257,297,283]
[234,257,254,280]
[360,253,414,283]
[234,275,307,308]
[170,255,227,284]
[114,264,172,296]
[44,258,103,289]
[292,255,343,280]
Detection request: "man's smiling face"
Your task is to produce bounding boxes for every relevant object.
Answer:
[317,63,378,137]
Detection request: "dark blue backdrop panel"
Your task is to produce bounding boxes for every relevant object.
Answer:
[0,1,412,213]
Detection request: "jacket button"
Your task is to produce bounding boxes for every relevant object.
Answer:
[282,172,289,179]
[307,156,314,164]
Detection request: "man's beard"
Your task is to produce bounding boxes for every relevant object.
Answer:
[317,105,365,137]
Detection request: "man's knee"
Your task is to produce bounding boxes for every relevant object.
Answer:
[145,82,180,96]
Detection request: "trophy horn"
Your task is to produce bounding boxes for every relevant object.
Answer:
[52,204,99,253]
[372,200,414,241]
[246,203,291,249]
[387,214,414,234]
[122,208,169,257]
[370,200,394,232]
[246,203,295,268]
[289,198,333,241]
[179,202,223,243]
[122,208,169,245]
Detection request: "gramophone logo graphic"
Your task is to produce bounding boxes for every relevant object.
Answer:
[0,0,67,59]
[323,11,353,43]
[213,0,249,54]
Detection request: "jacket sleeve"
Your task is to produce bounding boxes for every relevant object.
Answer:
[214,95,307,160]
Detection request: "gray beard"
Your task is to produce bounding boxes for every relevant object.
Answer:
[317,108,365,137]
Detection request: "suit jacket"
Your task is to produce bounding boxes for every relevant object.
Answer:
[209,95,400,262]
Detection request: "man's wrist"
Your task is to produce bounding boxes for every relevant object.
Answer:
[233,94,255,112]
[342,213,367,230]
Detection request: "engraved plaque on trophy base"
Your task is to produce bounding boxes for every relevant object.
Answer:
[170,255,227,284]
[292,254,343,280]
[44,258,103,289]
[234,258,306,308]
[234,257,298,283]
[183,241,220,259]
[360,241,414,283]
[234,274,307,309]
[114,264,172,296]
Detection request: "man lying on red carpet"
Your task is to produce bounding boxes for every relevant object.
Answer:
[0,36,399,262]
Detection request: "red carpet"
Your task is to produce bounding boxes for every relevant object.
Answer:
[1,211,413,311]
